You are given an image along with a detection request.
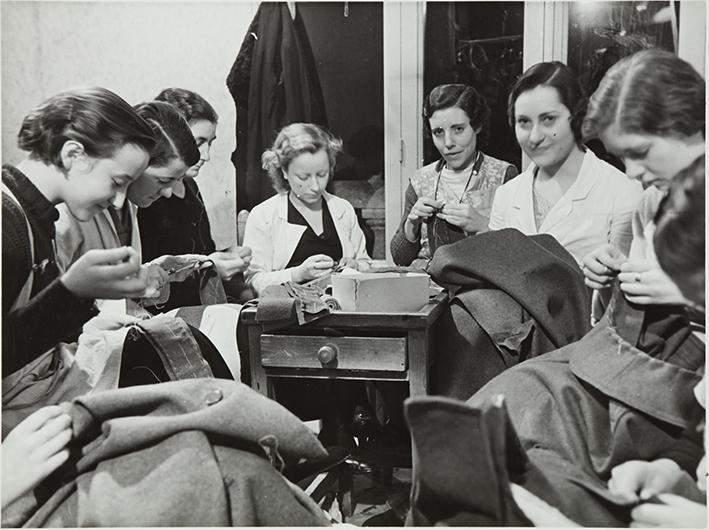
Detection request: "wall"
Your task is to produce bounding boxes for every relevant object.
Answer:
[298,2,383,164]
[1,1,258,248]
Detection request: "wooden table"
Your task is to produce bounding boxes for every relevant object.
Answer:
[240,293,447,398]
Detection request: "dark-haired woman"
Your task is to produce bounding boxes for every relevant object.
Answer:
[390,84,518,265]
[55,100,200,286]
[138,88,252,311]
[488,61,643,266]
[53,100,235,380]
[581,49,705,308]
[2,87,154,379]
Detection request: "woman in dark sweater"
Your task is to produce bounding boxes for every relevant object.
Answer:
[2,87,155,378]
[138,88,252,311]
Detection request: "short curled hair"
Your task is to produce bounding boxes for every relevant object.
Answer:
[507,61,587,145]
[583,49,705,141]
[17,87,155,168]
[261,123,343,193]
[133,101,199,168]
[155,88,218,124]
[423,84,491,146]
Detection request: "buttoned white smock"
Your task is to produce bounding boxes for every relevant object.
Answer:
[243,192,369,295]
[488,149,643,265]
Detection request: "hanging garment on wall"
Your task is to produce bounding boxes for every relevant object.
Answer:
[227,2,328,211]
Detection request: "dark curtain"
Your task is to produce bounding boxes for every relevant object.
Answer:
[227,2,328,211]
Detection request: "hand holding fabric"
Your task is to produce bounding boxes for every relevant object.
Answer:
[338,256,371,272]
[151,254,210,283]
[630,493,706,527]
[61,247,149,299]
[209,248,251,281]
[292,254,334,283]
[582,244,627,290]
[139,263,170,303]
[405,197,444,242]
[608,459,684,503]
[2,406,72,508]
[437,202,488,234]
[618,259,689,306]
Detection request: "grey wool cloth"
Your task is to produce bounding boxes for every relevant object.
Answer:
[3,378,330,527]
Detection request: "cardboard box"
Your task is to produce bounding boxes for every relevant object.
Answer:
[331,271,430,312]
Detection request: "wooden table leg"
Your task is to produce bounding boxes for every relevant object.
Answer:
[247,325,269,396]
[407,329,428,397]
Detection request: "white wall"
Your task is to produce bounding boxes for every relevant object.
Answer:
[1,1,259,248]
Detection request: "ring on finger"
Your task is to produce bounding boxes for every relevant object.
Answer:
[635,274,641,283]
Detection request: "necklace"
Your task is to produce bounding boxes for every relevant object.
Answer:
[433,151,484,203]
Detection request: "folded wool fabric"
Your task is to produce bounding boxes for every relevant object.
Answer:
[256,281,333,330]
[3,378,330,527]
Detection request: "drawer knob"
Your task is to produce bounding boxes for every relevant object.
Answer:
[317,344,338,364]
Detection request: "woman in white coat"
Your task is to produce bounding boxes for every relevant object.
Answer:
[488,61,643,266]
[243,123,370,295]
[243,123,372,448]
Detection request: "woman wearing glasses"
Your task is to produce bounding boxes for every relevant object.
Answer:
[390,84,518,266]
[488,61,643,266]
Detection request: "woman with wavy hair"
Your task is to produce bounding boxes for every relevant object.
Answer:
[243,122,370,295]
[243,122,371,448]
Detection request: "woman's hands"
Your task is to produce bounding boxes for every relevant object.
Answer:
[2,406,72,508]
[618,259,689,306]
[404,197,444,242]
[140,263,170,302]
[583,245,688,306]
[292,254,334,283]
[608,459,684,503]
[209,246,252,281]
[404,196,489,241]
[437,203,489,234]
[150,254,209,282]
[630,494,706,528]
[61,247,149,300]
[583,244,627,289]
[337,257,371,272]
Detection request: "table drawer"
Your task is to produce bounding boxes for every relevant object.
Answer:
[260,334,406,371]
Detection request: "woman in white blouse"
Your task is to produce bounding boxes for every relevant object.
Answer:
[488,61,643,266]
[243,123,370,295]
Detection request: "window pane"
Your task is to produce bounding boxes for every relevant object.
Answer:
[299,2,386,259]
[424,2,524,171]
[568,1,679,97]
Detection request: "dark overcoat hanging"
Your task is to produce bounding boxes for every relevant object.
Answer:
[227,2,328,211]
